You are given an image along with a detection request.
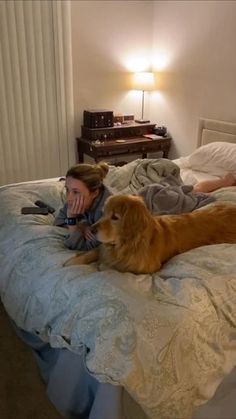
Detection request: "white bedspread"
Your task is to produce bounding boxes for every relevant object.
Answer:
[1,159,236,419]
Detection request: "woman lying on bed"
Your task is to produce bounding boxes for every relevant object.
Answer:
[55,160,235,253]
[54,162,112,250]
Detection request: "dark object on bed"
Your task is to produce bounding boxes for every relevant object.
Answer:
[21,206,49,215]
[35,200,55,214]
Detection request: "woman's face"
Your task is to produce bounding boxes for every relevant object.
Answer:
[65,177,98,211]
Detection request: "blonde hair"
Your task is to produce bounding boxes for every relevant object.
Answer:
[66,162,109,192]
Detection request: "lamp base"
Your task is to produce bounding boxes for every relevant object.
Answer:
[135,119,150,124]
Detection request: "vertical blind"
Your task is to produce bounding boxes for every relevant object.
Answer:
[0,0,75,186]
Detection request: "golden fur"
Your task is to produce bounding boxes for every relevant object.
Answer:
[64,195,236,274]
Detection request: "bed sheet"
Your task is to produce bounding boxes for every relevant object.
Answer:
[1,159,236,419]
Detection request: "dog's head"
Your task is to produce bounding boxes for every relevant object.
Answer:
[94,194,151,246]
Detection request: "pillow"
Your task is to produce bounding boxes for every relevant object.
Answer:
[182,142,236,175]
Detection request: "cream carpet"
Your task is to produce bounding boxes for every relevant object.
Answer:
[0,301,61,419]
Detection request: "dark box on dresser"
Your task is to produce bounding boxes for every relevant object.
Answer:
[83,109,113,129]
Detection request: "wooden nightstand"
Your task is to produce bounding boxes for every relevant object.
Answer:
[76,122,171,163]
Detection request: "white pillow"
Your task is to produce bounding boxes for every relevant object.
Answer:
[182,142,236,175]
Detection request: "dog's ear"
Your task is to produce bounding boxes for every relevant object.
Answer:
[120,197,151,245]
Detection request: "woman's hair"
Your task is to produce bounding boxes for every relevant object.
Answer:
[66,162,109,192]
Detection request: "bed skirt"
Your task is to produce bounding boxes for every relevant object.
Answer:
[13,322,147,419]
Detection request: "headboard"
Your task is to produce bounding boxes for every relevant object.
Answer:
[197,118,236,147]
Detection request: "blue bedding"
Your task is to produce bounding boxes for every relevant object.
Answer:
[1,159,236,419]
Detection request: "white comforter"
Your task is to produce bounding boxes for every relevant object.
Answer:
[1,159,236,419]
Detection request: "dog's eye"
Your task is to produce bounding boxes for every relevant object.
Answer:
[111,214,119,221]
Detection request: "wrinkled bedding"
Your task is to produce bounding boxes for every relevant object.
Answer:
[1,159,236,419]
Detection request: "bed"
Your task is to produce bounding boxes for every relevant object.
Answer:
[1,117,236,419]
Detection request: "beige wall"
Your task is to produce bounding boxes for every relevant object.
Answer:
[71,0,154,135]
[151,0,236,157]
[71,0,236,158]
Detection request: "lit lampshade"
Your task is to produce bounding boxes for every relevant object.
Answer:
[133,72,155,123]
[133,72,155,91]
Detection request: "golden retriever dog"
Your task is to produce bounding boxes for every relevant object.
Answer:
[64,195,236,274]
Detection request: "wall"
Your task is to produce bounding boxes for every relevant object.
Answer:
[71,0,236,160]
[71,0,154,136]
[151,0,236,157]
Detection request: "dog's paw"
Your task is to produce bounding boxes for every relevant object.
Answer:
[63,255,82,267]
[63,249,99,267]
[63,258,73,267]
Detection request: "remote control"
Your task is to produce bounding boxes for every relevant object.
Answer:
[35,200,55,214]
[21,207,49,215]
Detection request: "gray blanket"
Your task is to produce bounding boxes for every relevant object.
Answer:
[139,182,215,215]
[105,158,183,193]
[106,158,215,214]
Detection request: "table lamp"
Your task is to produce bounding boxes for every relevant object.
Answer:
[133,72,155,124]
